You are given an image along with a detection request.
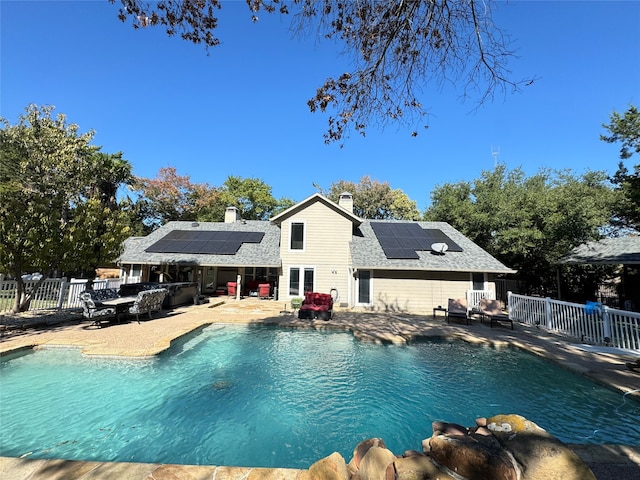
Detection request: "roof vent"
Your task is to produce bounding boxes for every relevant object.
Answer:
[191,222,200,227]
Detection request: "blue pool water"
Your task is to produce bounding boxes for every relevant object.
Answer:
[1,325,639,468]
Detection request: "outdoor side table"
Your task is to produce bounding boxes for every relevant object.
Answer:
[433,306,447,319]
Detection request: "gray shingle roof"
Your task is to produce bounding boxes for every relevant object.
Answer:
[351,221,516,273]
[117,221,281,267]
[559,235,640,265]
[117,219,515,274]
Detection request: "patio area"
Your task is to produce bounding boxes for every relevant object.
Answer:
[1,299,639,479]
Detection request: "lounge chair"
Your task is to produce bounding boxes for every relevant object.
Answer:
[446,298,469,325]
[479,298,513,329]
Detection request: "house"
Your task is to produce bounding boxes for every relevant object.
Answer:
[559,235,640,311]
[117,193,515,313]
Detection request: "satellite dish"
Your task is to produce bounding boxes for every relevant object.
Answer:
[431,242,448,254]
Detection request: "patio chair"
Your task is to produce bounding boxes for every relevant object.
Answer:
[128,288,168,323]
[479,298,513,329]
[446,298,469,325]
[79,292,117,328]
[258,283,271,299]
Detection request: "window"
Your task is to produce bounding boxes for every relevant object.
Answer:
[290,222,304,250]
[289,267,314,296]
[289,268,300,296]
[472,272,485,290]
[357,270,372,305]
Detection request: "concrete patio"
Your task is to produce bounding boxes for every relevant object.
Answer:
[1,299,639,479]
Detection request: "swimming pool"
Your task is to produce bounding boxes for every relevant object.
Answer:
[1,325,639,468]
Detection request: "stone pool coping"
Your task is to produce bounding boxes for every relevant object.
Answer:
[1,299,639,479]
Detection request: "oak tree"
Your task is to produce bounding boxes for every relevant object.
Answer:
[317,176,420,220]
[424,165,615,299]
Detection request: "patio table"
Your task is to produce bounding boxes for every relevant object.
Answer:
[102,296,137,319]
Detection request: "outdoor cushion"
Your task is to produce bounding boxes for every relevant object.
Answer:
[78,291,117,327]
[299,292,333,320]
[129,288,168,322]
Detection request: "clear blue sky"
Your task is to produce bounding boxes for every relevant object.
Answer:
[2,1,639,211]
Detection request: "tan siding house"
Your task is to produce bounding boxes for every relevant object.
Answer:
[117,193,515,314]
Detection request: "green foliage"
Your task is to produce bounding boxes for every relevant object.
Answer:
[0,105,133,311]
[318,176,420,220]
[133,169,293,225]
[601,105,640,160]
[217,176,278,221]
[424,165,616,297]
[132,166,210,230]
[601,105,640,231]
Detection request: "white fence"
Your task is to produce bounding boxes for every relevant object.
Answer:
[467,289,495,311]
[509,292,640,351]
[0,277,123,313]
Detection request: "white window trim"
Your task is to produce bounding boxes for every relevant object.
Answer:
[287,265,315,297]
[289,220,306,252]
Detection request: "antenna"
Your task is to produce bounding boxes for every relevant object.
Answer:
[491,145,500,168]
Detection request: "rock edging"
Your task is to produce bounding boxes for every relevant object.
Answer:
[306,414,596,480]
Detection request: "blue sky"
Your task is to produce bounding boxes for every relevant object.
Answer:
[2,1,639,212]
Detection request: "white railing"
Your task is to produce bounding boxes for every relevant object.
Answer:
[466,289,495,311]
[508,292,640,351]
[0,277,124,313]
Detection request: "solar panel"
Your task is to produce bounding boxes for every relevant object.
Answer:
[423,229,463,252]
[146,230,265,255]
[382,248,420,259]
[370,223,463,259]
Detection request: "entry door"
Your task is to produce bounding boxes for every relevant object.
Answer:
[356,270,372,305]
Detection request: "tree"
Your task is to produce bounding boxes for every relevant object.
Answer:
[210,176,288,221]
[601,105,640,231]
[132,166,218,230]
[424,165,616,299]
[317,176,420,219]
[134,170,291,224]
[71,151,135,288]
[0,105,133,312]
[112,0,531,143]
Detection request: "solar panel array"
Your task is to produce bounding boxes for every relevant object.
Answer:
[370,223,463,259]
[145,230,265,255]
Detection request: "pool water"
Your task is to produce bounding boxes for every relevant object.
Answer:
[1,325,639,468]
